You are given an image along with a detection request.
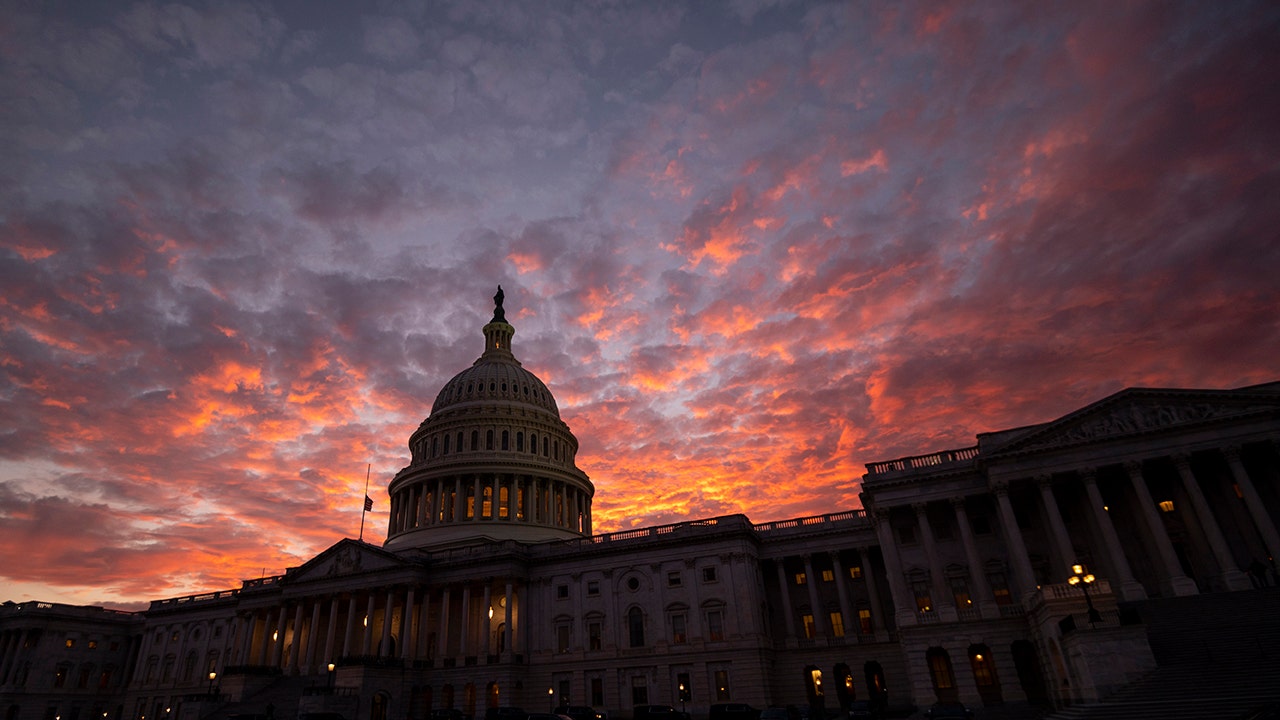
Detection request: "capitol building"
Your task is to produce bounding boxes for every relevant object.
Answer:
[3,291,1280,720]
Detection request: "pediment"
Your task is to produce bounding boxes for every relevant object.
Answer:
[990,384,1280,455]
[285,539,409,583]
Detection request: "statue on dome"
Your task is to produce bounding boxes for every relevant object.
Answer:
[492,285,506,322]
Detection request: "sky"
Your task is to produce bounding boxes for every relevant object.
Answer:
[2,0,1278,610]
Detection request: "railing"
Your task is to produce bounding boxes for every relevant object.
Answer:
[865,446,980,476]
[546,515,753,551]
[998,604,1025,618]
[224,665,282,677]
[1042,579,1113,600]
[957,606,982,622]
[338,655,403,668]
[150,589,240,610]
[754,510,868,534]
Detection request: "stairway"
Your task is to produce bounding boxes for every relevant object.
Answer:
[209,675,314,720]
[1042,587,1280,720]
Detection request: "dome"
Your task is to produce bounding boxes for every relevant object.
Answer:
[384,287,593,551]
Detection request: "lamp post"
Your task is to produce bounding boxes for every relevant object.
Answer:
[1067,563,1102,627]
[678,683,686,714]
[327,663,336,691]
[548,687,555,713]
[207,671,217,696]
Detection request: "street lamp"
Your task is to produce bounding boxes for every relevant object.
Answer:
[208,671,217,695]
[548,687,555,713]
[1067,563,1103,627]
[327,663,336,690]
[678,683,686,714]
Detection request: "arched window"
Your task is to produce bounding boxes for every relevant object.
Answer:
[432,437,438,457]
[554,441,560,460]
[443,434,450,455]
[516,432,524,452]
[530,433,538,454]
[627,607,645,647]
[501,431,509,450]
[456,432,463,452]
[969,643,1002,705]
[927,647,957,703]
[486,430,494,450]
[543,437,549,456]
[471,431,479,451]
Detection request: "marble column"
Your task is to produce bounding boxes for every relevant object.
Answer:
[802,554,824,638]
[481,584,493,657]
[1079,469,1146,600]
[305,600,322,673]
[402,587,417,660]
[287,602,304,672]
[269,608,287,667]
[323,597,339,666]
[774,559,797,641]
[830,551,854,639]
[914,502,957,621]
[951,498,997,619]
[362,594,376,654]
[1173,455,1249,591]
[504,582,514,656]
[1037,475,1077,580]
[438,587,451,660]
[1126,461,1198,596]
[459,584,471,656]
[342,595,359,657]
[857,547,889,640]
[871,509,915,626]
[1224,446,1280,567]
[380,590,395,656]
[991,482,1038,602]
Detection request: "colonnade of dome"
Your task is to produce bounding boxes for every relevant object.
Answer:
[384,288,594,550]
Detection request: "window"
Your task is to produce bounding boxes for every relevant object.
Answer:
[628,607,645,647]
[586,580,600,596]
[486,430,494,450]
[443,434,450,454]
[516,432,524,452]
[591,677,604,706]
[471,431,479,451]
[912,580,932,612]
[556,624,570,653]
[1158,500,1175,513]
[829,611,845,637]
[821,569,834,582]
[98,668,113,690]
[715,670,730,701]
[588,622,602,651]
[927,648,955,691]
[858,608,873,635]
[667,571,682,587]
[671,614,687,644]
[677,672,692,703]
[950,578,972,608]
[87,640,98,650]
[78,664,91,689]
[849,565,863,579]
[557,585,569,599]
[988,572,1012,605]
[65,638,75,648]
[627,577,640,591]
[702,567,718,582]
[802,614,816,639]
[706,610,724,641]
[501,431,509,450]
[631,676,648,705]
[794,572,807,586]
[54,666,68,688]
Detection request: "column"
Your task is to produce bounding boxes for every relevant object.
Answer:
[1126,461,1198,596]
[914,502,957,621]
[951,497,997,619]
[1224,446,1280,567]
[454,477,464,522]
[269,607,287,667]
[584,496,593,535]
[802,554,824,638]
[1079,469,1146,600]
[504,582,514,656]
[287,603,305,672]
[362,594,376,654]
[237,612,255,666]
[402,587,417,660]
[857,547,889,640]
[473,477,482,520]
[991,482,1038,601]
[1037,476,1077,580]
[829,551,854,640]
[774,559,797,642]
[459,584,471,656]
[305,601,322,672]
[1174,455,1249,590]
[417,591,432,661]
[492,476,501,520]
[380,590,395,656]
[871,509,915,626]
[437,587,451,660]
[342,595,359,657]
[323,597,339,665]
[481,584,492,657]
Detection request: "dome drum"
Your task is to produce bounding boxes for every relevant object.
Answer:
[385,288,594,551]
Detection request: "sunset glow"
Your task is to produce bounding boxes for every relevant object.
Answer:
[1,1,1277,609]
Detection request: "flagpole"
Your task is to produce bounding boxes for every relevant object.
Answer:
[359,463,371,541]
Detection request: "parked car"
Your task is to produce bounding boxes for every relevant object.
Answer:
[554,705,605,720]
[846,701,873,720]
[709,705,759,720]
[923,703,972,719]
[634,705,689,720]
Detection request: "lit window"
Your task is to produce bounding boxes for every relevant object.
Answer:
[829,612,845,637]
[794,572,807,586]
[1158,500,1175,513]
[88,640,98,650]
[556,624,570,653]
[588,622,602,651]
[802,614,816,639]
[715,669,731,701]
[65,639,75,649]
[821,569,834,582]
[848,566,863,579]
[671,614,687,644]
[668,571,682,587]
[706,610,724,641]
[858,609,873,635]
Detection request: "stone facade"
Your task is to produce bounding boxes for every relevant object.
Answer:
[3,294,1278,720]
